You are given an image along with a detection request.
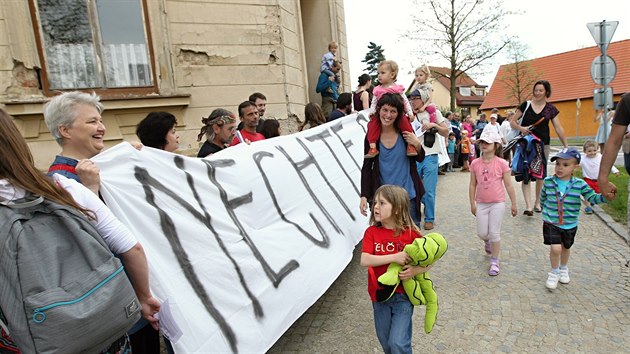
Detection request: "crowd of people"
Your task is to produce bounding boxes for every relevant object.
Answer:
[1,44,628,353]
[357,63,626,352]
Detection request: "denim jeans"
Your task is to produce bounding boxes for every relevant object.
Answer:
[416,154,439,223]
[372,293,413,354]
[409,197,420,228]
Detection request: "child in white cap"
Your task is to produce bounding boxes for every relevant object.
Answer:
[468,130,517,276]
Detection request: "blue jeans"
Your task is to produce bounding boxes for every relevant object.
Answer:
[416,154,439,223]
[409,197,420,228]
[372,293,413,354]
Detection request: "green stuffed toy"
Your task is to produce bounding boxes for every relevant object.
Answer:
[376,232,447,334]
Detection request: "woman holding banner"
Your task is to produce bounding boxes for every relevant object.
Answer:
[360,93,425,226]
[0,108,160,353]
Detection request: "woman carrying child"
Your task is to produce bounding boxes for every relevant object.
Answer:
[360,93,425,227]
[364,60,417,158]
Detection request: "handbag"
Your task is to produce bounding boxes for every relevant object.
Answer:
[502,114,546,154]
[505,101,531,141]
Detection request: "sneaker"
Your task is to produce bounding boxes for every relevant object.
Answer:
[364,147,379,159]
[484,241,492,255]
[546,272,559,289]
[559,268,570,284]
[584,207,593,214]
[423,222,434,230]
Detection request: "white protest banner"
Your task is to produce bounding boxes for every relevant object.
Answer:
[92,112,370,353]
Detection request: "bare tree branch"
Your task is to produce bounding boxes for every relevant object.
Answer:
[406,0,518,110]
[498,40,542,106]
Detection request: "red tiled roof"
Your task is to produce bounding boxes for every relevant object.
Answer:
[481,39,630,109]
[429,66,485,106]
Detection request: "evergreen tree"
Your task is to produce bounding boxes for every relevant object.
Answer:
[361,42,385,85]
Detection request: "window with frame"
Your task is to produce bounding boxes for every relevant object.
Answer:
[458,87,471,96]
[30,0,155,93]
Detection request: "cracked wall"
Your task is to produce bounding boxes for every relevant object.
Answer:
[5,60,40,98]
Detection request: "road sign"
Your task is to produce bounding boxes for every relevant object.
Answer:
[590,55,617,85]
[587,21,619,53]
[593,88,613,110]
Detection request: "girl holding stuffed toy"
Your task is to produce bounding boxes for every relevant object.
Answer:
[360,185,431,353]
[469,130,517,276]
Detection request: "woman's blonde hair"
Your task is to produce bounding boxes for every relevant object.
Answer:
[415,65,431,78]
[370,185,420,236]
[378,60,399,81]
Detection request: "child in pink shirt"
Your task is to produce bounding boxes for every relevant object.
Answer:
[364,60,416,158]
[468,130,517,276]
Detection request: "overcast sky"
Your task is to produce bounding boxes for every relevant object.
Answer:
[343,0,630,89]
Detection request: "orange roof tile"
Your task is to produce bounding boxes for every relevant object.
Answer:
[481,39,630,110]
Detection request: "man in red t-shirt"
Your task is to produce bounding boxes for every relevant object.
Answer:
[230,101,266,146]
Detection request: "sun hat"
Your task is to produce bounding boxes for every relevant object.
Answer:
[550,147,581,163]
[478,130,502,144]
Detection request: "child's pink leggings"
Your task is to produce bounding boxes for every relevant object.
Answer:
[476,202,505,242]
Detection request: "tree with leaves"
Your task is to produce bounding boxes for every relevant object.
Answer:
[499,40,541,106]
[361,42,386,86]
[406,0,515,111]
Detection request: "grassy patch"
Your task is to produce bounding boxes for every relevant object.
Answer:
[549,137,594,146]
[575,167,628,225]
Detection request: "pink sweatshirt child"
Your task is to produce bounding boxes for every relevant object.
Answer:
[365,84,416,158]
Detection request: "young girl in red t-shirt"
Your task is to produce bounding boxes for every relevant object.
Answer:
[360,185,429,353]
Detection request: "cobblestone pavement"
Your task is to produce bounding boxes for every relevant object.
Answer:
[269,168,630,353]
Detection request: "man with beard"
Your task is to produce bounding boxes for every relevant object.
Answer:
[327,92,352,121]
[230,101,266,146]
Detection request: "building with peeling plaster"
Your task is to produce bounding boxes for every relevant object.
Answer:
[0,0,350,169]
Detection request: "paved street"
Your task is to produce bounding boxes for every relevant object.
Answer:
[269,167,630,353]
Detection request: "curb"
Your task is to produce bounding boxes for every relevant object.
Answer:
[592,204,629,246]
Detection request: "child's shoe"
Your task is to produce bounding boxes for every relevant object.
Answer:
[545,272,559,289]
[488,258,499,276]
[559,267,570,284]
[364,147,379,159]
[406,144,418,156]
[584,206,593,214]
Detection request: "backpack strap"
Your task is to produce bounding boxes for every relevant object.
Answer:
[48,164,77,175]
[524,100,531,114]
